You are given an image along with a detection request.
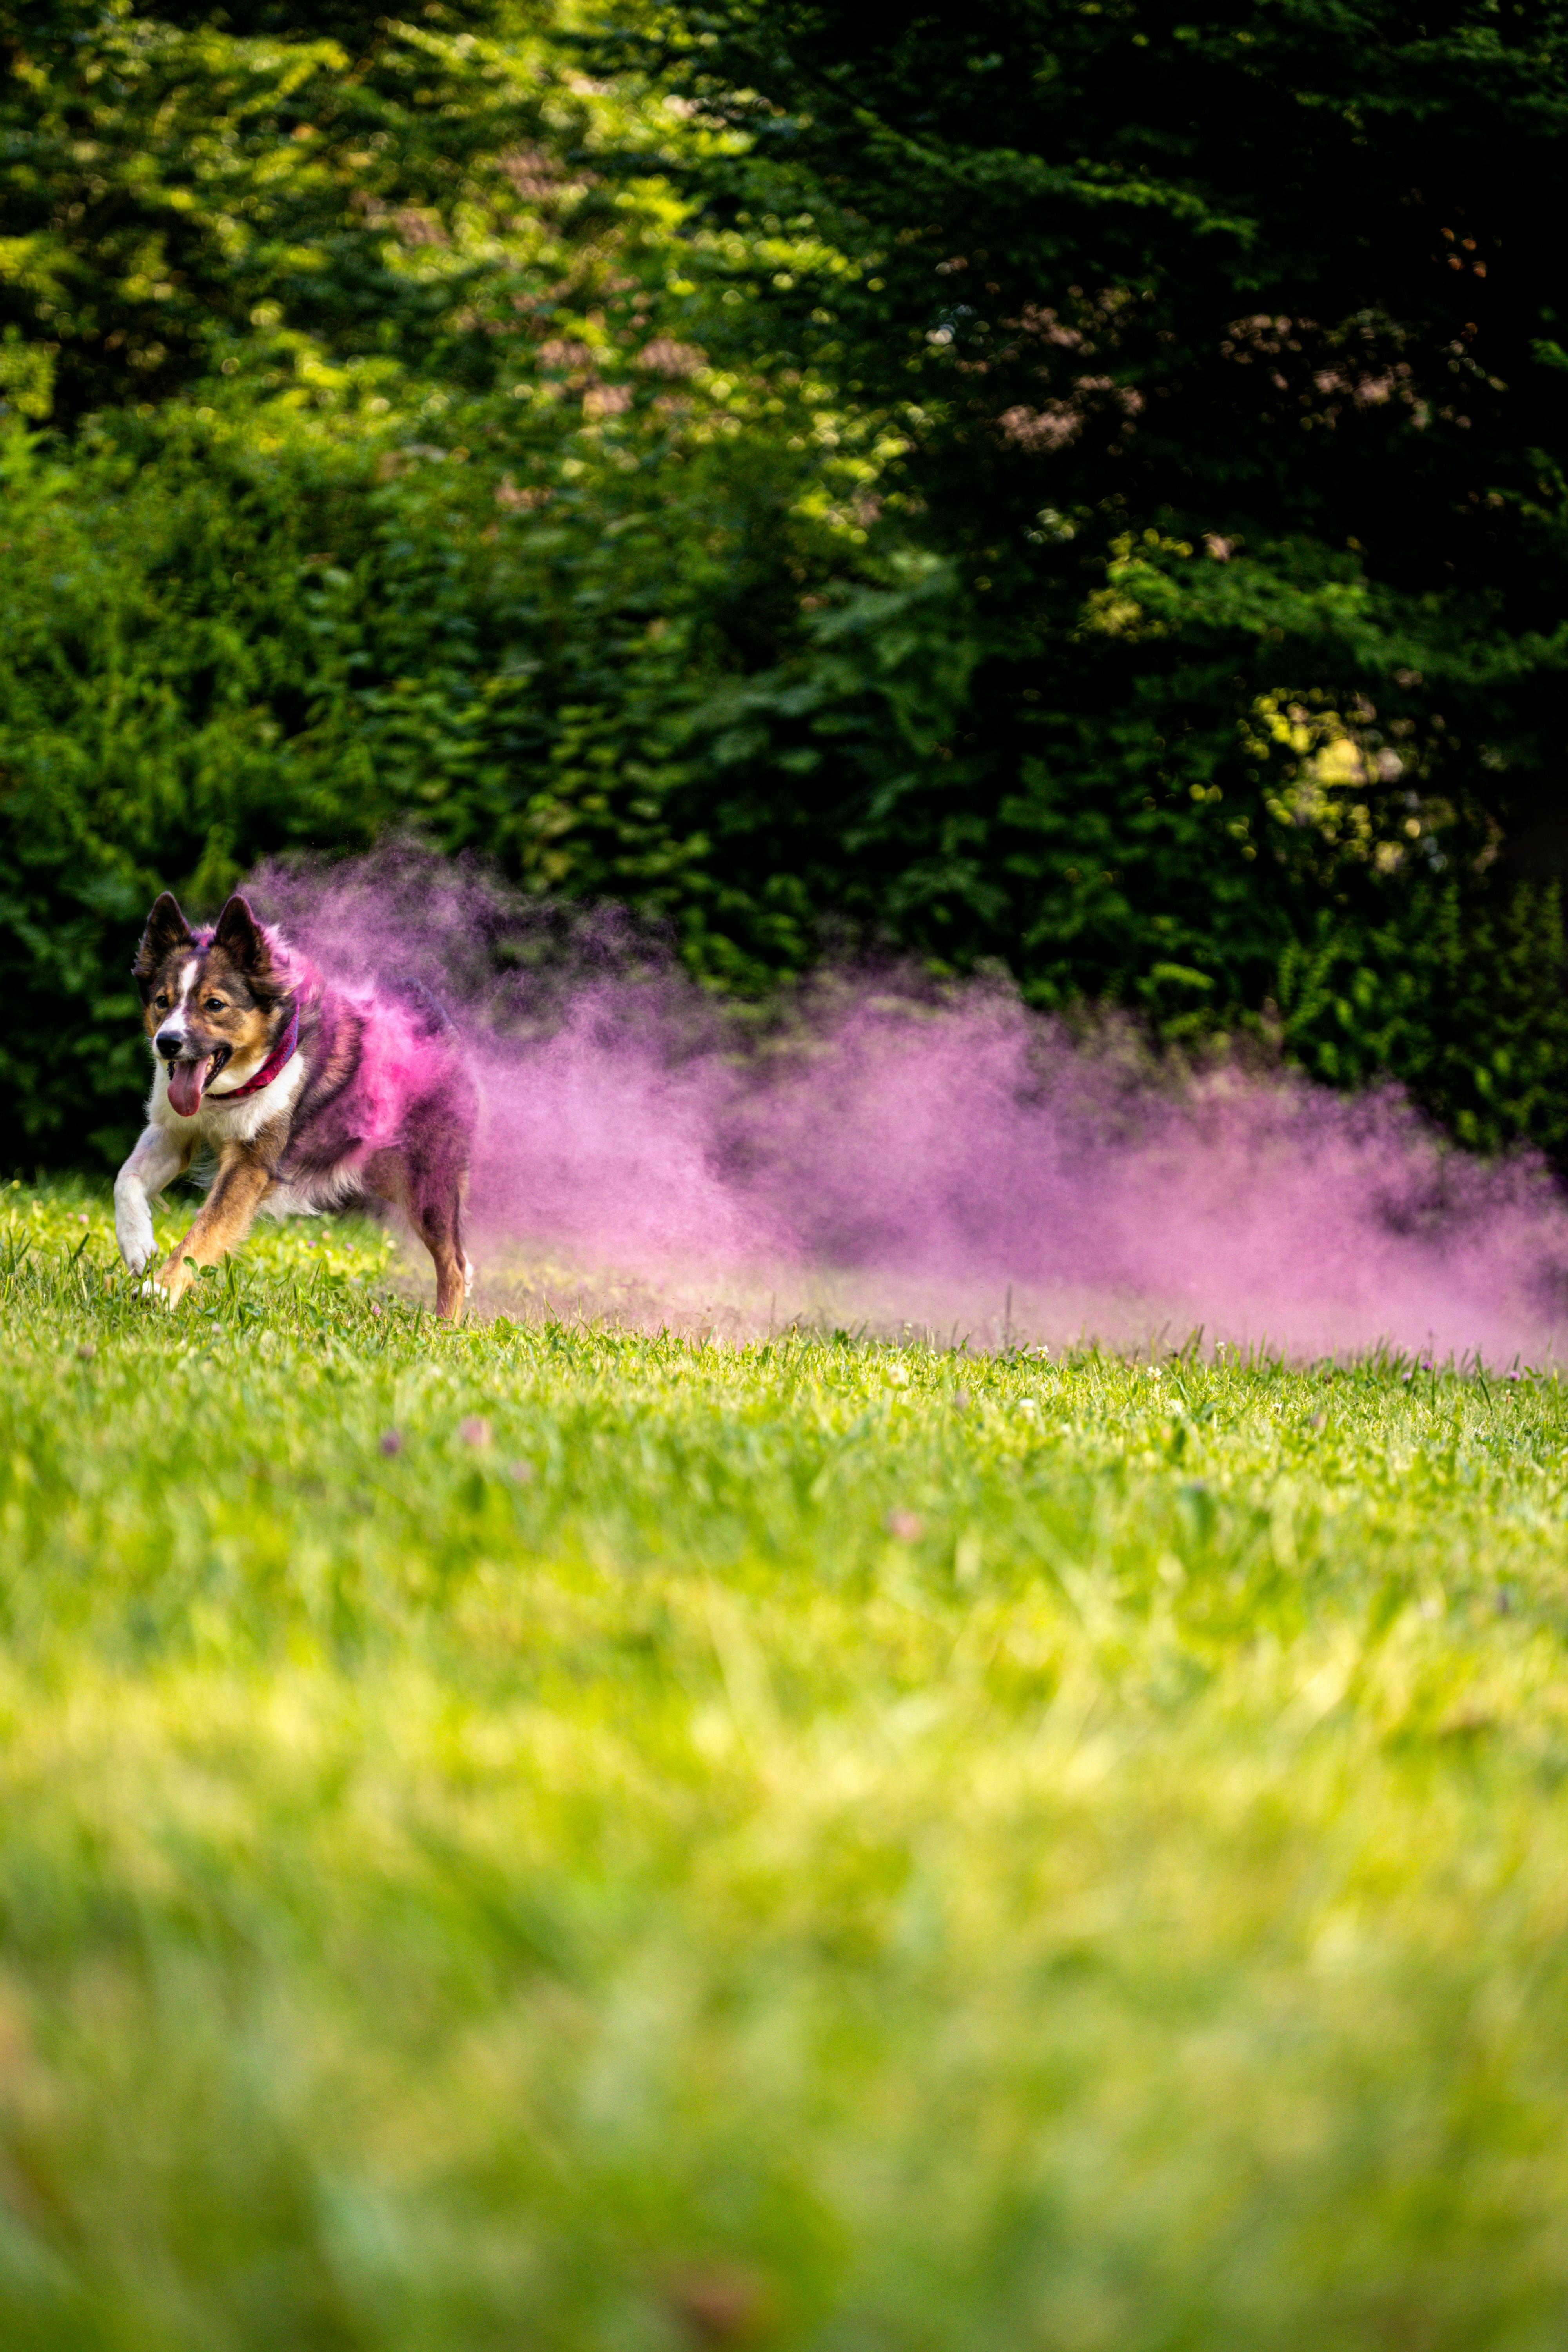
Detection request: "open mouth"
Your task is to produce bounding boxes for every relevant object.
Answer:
[166,1046,231,1117]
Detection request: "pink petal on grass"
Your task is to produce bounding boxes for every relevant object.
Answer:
[886,1510,925,1542]
[379,1429,403,1456]
[459,1416,492,1447]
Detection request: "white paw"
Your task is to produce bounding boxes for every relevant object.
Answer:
[138,1279,176,1309]
[463,1255,476,1295]
[116,1212,156,1274]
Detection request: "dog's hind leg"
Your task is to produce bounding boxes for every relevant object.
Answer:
[427,1186,469,1324]
[153,1143,274,1308]
[409,1159,469,1324]
[361,1147,468,1323]
[115,1124,192,1274]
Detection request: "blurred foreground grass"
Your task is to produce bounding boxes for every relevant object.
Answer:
[5,1179,1568,2349]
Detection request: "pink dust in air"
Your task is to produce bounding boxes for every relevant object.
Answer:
[247,849,1568,1365]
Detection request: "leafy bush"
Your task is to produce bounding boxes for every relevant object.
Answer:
[3,0,1568,1174]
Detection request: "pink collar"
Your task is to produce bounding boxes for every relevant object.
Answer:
[213,1000,300,1103]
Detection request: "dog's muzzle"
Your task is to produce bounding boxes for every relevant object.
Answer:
[160,1039,231,1116]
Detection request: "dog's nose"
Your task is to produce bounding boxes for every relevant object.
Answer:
[155,1031,184,1061]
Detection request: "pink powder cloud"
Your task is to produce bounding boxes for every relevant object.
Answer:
[247,848,1568,1366]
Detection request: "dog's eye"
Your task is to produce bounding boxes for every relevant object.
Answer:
[203,996,226,1013]
[154,995,169,1010]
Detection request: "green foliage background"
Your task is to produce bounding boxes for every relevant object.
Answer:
[2,0,1567,1171]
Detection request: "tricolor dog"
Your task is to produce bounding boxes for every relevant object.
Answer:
[115,891,476,1318]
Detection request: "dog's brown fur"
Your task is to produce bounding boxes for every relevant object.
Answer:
[116,891,475,1318]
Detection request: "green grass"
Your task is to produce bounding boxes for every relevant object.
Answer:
[5,1178,1568,2350]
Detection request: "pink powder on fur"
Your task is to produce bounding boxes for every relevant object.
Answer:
[341,995,432,1160]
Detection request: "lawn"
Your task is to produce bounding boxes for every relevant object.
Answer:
[4,1179,1568,2350]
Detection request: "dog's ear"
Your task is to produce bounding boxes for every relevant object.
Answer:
[133,891,192,989]
[213,893,289,1002]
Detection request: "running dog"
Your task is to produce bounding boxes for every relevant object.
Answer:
[114,891,475,1318]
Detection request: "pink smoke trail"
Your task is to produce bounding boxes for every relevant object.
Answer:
[247,849,1568,1365]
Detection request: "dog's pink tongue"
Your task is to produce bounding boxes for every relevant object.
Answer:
[167,1057,208,1117]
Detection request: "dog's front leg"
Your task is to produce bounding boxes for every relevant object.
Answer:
[154,1144,275,1308]
[115,1125,191,1274]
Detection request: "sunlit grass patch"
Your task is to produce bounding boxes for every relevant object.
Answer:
[4,1180,1568,2348]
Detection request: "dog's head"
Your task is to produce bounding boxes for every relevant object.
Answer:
[133,892,296,1116]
